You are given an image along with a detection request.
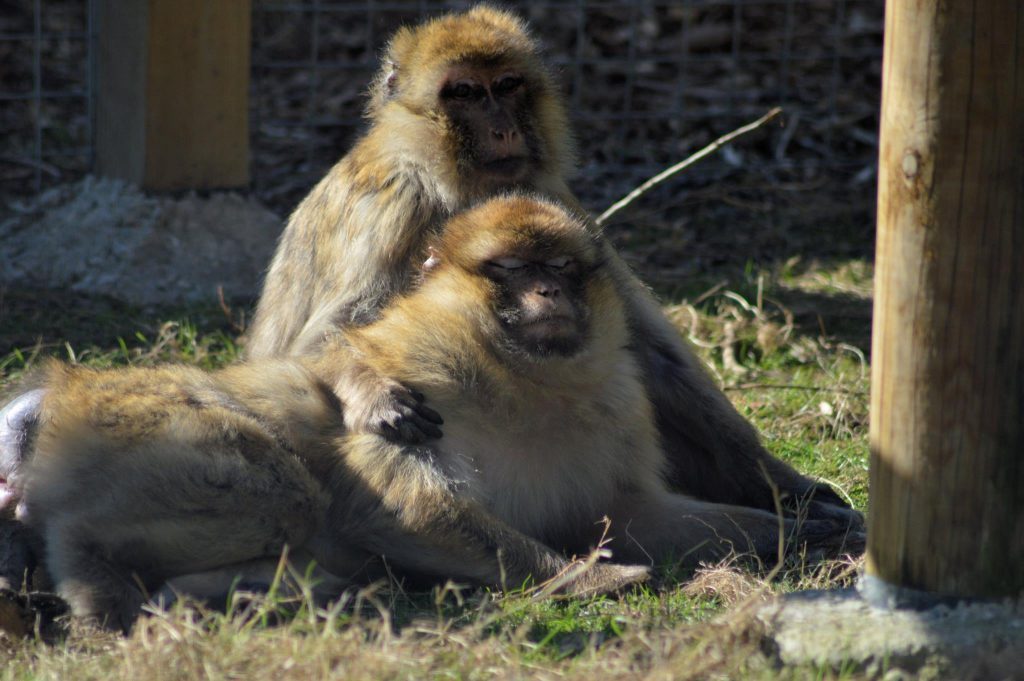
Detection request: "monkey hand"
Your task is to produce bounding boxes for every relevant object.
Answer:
[553,561,650,598]
[787,481,866,532]
[787,517,867,563]
[335,369,444,444]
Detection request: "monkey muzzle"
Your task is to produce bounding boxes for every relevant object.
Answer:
[480,155,528,180]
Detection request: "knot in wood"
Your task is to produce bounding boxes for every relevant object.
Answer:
[901,150,921,179]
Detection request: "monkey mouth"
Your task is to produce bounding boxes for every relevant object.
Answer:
[481,156,528,178]
[520,315,576,334]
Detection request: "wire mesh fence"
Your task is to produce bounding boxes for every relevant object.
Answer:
[1,0,883,222]
[250,0,883,213]
[0,0,94,198]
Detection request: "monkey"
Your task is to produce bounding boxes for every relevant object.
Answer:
[0,7,860,599]
[2,197,860,631]
[238,6,862,529]
[303,196,861,573]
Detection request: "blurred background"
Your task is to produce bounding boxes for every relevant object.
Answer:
[0,0,879,529]
[0,0,882,350]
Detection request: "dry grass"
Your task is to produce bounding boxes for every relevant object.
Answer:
[0,252,874,679]
[1,558,868,681]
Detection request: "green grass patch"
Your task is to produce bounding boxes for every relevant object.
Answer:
[0,258,875,679]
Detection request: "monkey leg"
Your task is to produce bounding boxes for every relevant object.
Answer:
[328,437,649,596]
[603,247,862,529]
[0,517,44,591]
[30,445,329,632]
[606,491,865,569]
[44,525,147,633]
[156,550,352,612]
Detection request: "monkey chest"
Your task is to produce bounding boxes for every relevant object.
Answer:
[437,419,623,540]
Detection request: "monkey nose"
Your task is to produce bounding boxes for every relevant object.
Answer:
[536,284,560,298]
[491,128,519,144]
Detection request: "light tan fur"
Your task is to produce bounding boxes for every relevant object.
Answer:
[17,198,857,632]
[246,6,574,358]
[242,6,864,527]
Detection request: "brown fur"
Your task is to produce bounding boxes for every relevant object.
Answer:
[242,6,863,526]
[246,6,574,358]
[15,198,858,632]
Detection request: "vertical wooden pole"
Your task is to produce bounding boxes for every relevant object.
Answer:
[96,0,251,190]
[867,1,1024,599]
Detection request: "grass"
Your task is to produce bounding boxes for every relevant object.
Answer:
[0,255,875,679]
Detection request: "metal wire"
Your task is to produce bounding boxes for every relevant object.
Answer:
[1,0,93,196]
[2,0,882,204]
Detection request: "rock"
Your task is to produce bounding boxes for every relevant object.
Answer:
[0,176,283,306]
[756,587,1024,679]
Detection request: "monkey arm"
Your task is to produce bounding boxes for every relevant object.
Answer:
[606,490,865,567]
[596,241,862,528]
[307,338,444,444]
[324,435,649,595]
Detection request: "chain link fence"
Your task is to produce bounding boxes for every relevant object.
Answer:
[252,0,883,215]
[0,0,94,198]
[2,0,882,256]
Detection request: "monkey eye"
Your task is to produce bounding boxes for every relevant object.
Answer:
[493,75,524,95]
[447,80,478,100]
[488,257,527,270]
[545,256,573,269]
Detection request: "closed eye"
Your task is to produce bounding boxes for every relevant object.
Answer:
[544,256,573,269]
[489,257,527,270]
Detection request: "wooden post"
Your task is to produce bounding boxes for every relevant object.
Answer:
[96,0,251,190]
[867,1,1024,600]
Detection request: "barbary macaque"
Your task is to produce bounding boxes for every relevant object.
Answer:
[241,6,862,526]
[0,197,860,631]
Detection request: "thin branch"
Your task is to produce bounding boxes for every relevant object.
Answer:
[595,107,783,226]
[723,383,867,396]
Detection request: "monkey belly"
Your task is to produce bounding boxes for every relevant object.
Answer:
[435,418,626,545]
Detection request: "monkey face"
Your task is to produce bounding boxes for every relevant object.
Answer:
[485,255,590,358]
[425,196,606,360]
[440,64,537,185]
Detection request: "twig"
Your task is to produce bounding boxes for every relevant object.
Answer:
[724,383,867,396]
[595,107,783,226]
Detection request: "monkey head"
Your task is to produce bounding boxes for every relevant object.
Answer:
[368,6,574,196]
[424,195,618,360]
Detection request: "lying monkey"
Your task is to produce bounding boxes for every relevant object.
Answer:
[0,196,860,631]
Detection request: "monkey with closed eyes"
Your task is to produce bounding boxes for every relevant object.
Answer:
[242,6,863,529]
[1,197,860,631]
[0,10,861,589]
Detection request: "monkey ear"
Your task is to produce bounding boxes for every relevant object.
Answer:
[383,60,399,96]
[423,246,442,271]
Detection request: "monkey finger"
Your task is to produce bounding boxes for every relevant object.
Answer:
[384,402,444,440]
[804,500,865,530]
[379,423,418,444]
[394,411,443,441]
[379,417,433,445]
[405,413,444,439]
[411,401,444,425]
[395,390,445,425]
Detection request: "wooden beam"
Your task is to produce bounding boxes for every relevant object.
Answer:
[867,1,1024,599]
[96,0,251,190]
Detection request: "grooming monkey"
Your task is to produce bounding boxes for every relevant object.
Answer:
[0,198,857,631]
[242,6,861,527]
